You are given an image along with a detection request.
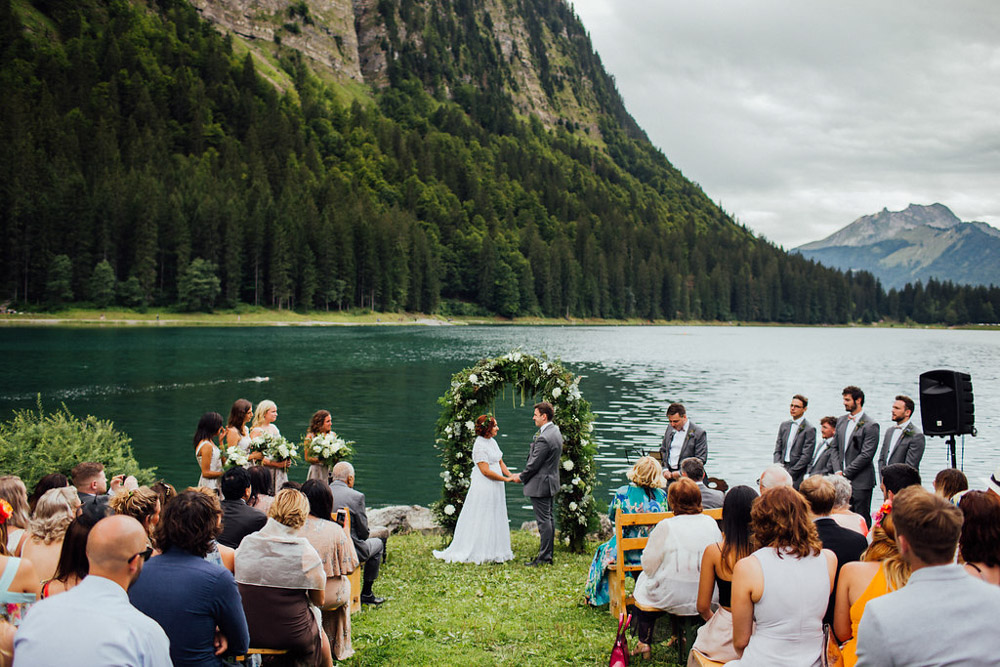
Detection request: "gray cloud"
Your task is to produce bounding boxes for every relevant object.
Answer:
[571,0,1000,247]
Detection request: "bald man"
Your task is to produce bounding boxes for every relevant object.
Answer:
[15,515,171,666]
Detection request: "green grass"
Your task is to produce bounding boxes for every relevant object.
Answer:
[343,531,687,666]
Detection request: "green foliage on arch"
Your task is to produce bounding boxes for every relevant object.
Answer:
[433,351,597,552]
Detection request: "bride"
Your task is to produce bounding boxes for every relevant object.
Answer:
[433,415,515,564]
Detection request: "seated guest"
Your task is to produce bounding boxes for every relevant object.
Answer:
[631,478,721,659]
[246,465,274,515]
[130,491,250,666]
[692,485,757,664]
[301,480,360,660]
[958,491,1000,585]
[0,500,40,660]
[757,464,792,495]
[880,463,920,504]
[800,476,867,627]
[585,457,667,606]
[27,473,68,515]
[71,462,136,521]
[680,457,724,510]
[834,510,910,666]
[0,477,30,554]
[932,467,968,503]
[150,481,177,510]
[855,487,1000,665]
[217,467,266,550]
[186,487,236,572]
[22,487,81,582]
[14,515,171,666]
[827,474,868,536]
[234,489,333,667]
[729,486,837,666]
[109,487,160,549]
[331,462,386,606]
[40,515,98,598]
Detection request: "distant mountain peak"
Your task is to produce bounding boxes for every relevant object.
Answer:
[798,203,961,250]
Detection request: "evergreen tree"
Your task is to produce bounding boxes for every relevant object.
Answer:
[88,260,116,308]
[177,258,221,311]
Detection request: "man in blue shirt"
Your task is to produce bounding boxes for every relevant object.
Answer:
[14,515,171,667]
[129,491,249,666]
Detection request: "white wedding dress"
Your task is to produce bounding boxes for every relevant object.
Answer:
[433,436,514,564]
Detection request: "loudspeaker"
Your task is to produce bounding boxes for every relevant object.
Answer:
[919,370,975,436]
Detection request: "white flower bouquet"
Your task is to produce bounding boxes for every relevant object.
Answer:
[223,446,250,469]
[308,431,354,466]
[250,433,298,463]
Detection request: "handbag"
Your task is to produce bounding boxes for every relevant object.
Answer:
[821,624,844,667]
[609,612,632,667]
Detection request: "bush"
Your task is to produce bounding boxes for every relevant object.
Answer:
[0,399,156,491]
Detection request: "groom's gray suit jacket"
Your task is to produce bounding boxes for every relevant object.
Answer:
[521,423,562,498]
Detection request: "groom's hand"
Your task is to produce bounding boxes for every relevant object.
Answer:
[511,473,522,483]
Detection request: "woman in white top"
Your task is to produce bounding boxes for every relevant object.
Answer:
[630,478,721,659]
[251,400,289,490]
[729,486,837,667]
[194,411,225,490]
[433,415,514,564]
[225,399,254,461]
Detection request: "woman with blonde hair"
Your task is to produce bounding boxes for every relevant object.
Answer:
[0,477,30,555]
[109,487,161,548]
[585,456,668,606]
[235,489,332,666]
[833,509,911,665]
[21,487,81,583]
[251,399,290,490]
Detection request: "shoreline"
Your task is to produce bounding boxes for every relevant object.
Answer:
[1,309,993,329]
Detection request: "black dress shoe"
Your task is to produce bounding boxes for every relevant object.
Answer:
[526,558,552,567]
[360,593,385,606]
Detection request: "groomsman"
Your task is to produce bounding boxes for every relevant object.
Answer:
[835,385,880,527]
[659,403,708,480]
[808,416,839,476]
[878,395,926,476]
[772,394,816,488]
[513,402,562,566]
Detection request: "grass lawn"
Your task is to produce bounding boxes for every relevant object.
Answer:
[343,531,688,666]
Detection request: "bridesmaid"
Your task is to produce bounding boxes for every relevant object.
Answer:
[194,412,226,490]
[225,399,258,464]
[250,400,289,490]
[304,410,333,484]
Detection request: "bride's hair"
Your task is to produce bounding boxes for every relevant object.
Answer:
[474,415,496,437]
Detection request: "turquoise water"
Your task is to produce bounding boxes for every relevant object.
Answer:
[1,325,997,523]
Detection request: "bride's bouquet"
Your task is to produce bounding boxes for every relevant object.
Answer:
[308,431,354,467]
[250,432,299,464]
[222,446,250,469]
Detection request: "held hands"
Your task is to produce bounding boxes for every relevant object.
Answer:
[508,473,522,483]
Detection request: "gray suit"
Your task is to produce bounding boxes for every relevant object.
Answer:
[807,438,837,476]
[877,423,926,475]
[772,418,816,487]
[856,564,1000,666]
[331,479,383,584]
[834,412,880,523]
[696,481,724,510]
[658,422,708,472]
[521,422,562,562]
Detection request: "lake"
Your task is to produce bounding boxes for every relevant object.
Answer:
[1,325,997,524]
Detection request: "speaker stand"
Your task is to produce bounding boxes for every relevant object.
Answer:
[947,434,957,469]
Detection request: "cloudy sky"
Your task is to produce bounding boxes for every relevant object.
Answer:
[570,1,1000,248]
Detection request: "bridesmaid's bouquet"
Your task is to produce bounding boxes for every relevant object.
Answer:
[308,431,354,466]
[250,433,298,464]
[222,446,250,469]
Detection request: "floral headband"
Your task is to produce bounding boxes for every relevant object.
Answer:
[873,498,892,528]
[0,499,12,526]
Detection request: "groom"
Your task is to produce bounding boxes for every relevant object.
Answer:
[512,401,563,566]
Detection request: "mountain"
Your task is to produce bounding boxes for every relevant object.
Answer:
[795,204,1000,289]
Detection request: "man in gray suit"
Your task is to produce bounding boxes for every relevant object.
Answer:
[512,401,562,566]
[877,394,925,476]
[772,394,816,488]
[856,486,1000,666]
[834,386,880,527]
[807,416,838,476]
[331,461,386,605]
[680,457,724,509]
[659,403,708,481]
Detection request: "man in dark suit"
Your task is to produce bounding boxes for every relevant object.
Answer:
[877,394,926,476]
[331,461,386,604]
[799,475,868,626]
[659,403,708,481]
[772,394,816,488]
[834,385,880,527]
[807,416,839,476]
[72,461,132,521]
[217,466,266,549]
[512,401,562,566]
[680,457,724,509]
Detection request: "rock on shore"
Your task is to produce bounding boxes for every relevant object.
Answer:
[368,505,443,535]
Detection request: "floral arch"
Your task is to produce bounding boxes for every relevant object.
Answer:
[433,351,598,552]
